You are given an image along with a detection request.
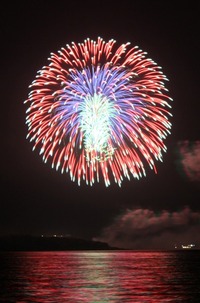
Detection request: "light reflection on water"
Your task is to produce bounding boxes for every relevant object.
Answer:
[0,250,200,302]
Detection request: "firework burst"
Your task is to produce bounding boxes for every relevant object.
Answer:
[25,37,172,186]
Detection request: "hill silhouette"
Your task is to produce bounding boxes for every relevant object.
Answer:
[0,235,118,251]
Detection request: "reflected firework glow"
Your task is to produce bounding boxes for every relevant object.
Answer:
[1,251,199,302]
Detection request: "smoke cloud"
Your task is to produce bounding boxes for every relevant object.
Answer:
[94,207,200,249]
[177,140,200,182]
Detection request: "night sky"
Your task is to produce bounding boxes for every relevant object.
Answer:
[1,1,200,249]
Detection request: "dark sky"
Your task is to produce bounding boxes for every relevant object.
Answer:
[1,1,200,249]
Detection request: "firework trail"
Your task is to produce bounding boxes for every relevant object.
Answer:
[25,37,172,186]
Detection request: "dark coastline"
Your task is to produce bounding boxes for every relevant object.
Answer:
[1,236,199,252]
[0,235,118,251]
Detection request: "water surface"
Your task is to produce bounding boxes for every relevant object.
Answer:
[0,250,199,302]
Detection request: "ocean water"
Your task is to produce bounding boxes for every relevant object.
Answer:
[0,250,199,303]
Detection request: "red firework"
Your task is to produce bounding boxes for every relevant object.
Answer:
[25,37,172,186]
